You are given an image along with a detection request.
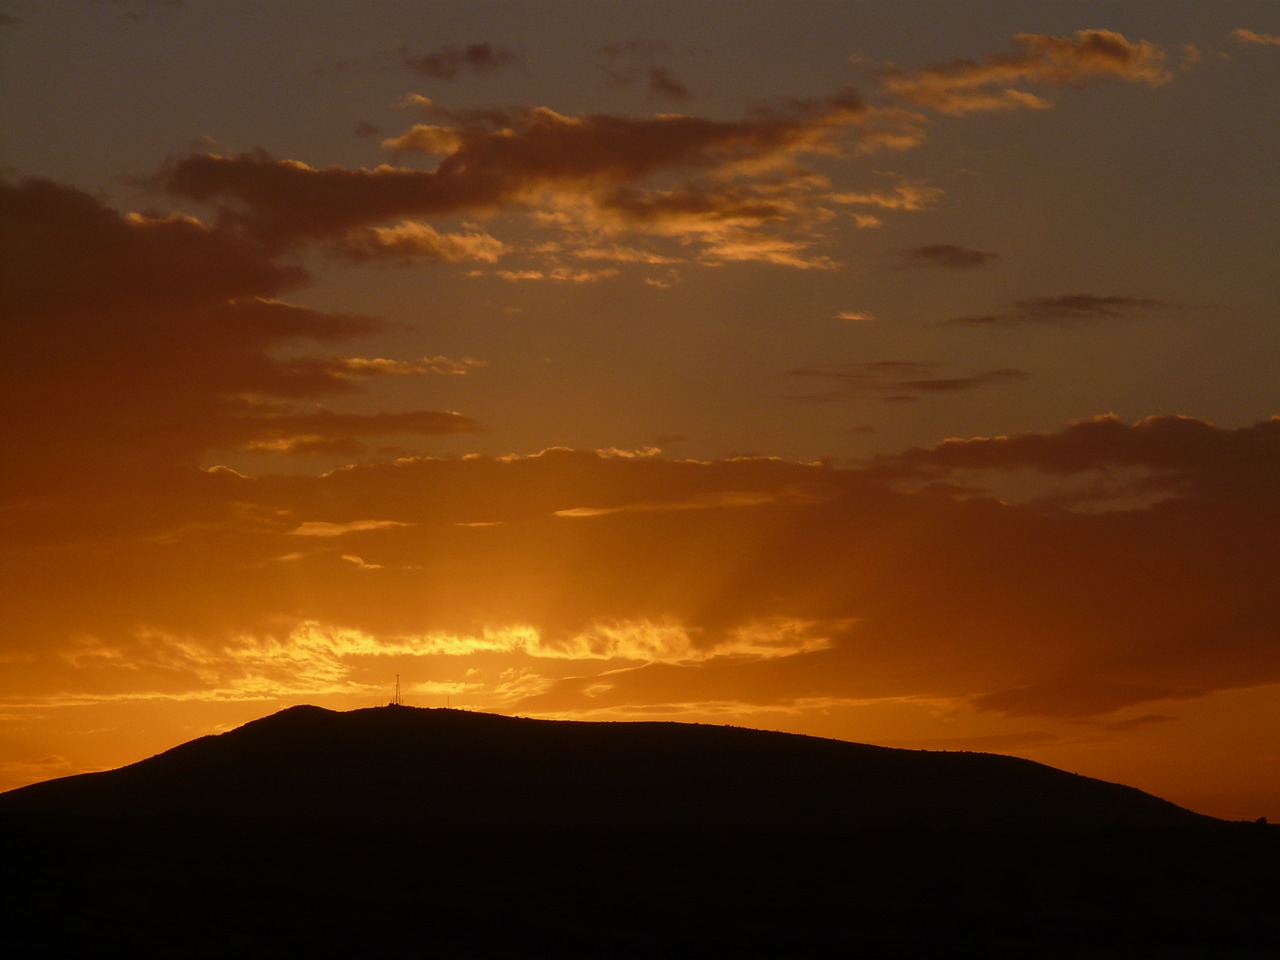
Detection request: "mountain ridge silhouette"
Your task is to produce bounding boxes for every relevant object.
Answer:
[4,705,1277,957]
[0,704,1213,830]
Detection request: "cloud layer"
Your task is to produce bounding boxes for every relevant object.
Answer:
[5,418,1275,734]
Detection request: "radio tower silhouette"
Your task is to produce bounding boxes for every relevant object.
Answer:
[389,673,403,707]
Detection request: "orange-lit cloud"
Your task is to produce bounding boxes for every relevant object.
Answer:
[289,520,412,537]
[327,356,486,377]
[828,179,942,211]
[159,91,921,271]
[8,418,1273,731]
[150,34,1179,286]
[493,266,620,283]
[1232,28,1280,48]
[338,220,506,264]
[879,29,1172,114]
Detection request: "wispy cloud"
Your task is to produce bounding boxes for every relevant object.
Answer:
[288,520,412,537]
[338,220,506,264]
[327,355,486,377]
[941,294,1166,326]
[896,244,998,270]
[878,29,1172,115]
[789,361,1029,401]
[398,42,519,80]
[1232,28,1280,48]
[597,40,692,102]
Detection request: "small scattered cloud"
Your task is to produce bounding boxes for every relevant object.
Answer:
[836,310,876,322]
[493,266,619,283]
[288,519,412,537]
[941,294,1166,327]
[829,179,942,211]
[236,409,483,457]
[597,40,691,102]
[897,244,998,270]
[1179,44,1204,69]
[599,40,670,59]
[571,243,680,266]
[1232,28,1280,48]
[646,67,692,103]
[555,488,814,518]
[338,220,506,265]
[399,42,518,80]
[327,355,486,377]
[790,361,1029,402]
[700,235,838,270]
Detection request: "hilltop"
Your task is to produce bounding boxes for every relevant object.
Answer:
[0,704,1210,830]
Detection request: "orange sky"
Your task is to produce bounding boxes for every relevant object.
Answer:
[2,1,1278,821]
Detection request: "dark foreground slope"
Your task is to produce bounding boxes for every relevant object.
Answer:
[2,706,1276,958]
[0,704,1212,829]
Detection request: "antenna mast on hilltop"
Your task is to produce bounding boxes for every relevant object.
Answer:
[390,673,403,707]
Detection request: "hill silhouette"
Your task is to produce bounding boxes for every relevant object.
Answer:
[0,704,1211,830]
[3,707,1275,957]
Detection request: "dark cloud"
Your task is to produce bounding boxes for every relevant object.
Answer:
[596,40,690,101]
[870,413,1280,502]
[400,42,518,80]
[647,67,691,103]
[899,368,1029,393]
[0,177,483,500]
[789,361,1029,402]
[1,176,303,317]
[599,40,671,59]
[897,243,997,270]
[942,294,1167,326]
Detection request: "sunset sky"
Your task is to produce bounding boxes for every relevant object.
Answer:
[2,1,1278,821]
